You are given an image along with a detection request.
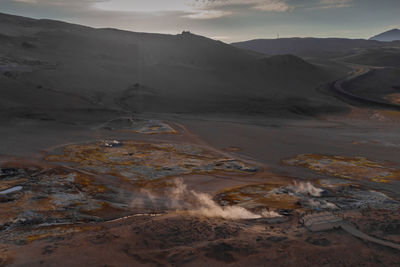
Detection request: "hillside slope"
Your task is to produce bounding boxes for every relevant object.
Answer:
[0,13,344,117]
[343,68,400,106]
[344,47,400,68]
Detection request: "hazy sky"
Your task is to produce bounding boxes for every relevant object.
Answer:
[1,0,399,42]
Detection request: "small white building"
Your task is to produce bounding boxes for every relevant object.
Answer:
[301,212,343,232]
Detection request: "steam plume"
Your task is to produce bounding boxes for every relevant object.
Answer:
[131,178,281,220]
[289,181,324,197]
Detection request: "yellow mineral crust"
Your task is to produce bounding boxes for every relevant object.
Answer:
[215,182,300,211]
[45,141,258,181]
[283,154,400,183]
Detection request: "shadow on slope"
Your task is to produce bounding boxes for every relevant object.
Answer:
[344,47,400,68]
[0,13,348,120]
[343,68,400,106]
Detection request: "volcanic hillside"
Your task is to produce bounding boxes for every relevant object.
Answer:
[0,13,343,117]
[344,47,400,68]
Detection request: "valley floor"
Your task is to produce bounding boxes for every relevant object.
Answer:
[0,109,400,266]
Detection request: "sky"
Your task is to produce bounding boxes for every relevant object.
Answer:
[1,0,399,42]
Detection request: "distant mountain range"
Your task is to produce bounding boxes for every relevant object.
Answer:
[370,29,400,42]
[231,38,391,58]
[231,29,400,58]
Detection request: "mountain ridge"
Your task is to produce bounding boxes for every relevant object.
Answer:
[370,29,400,42]
[0,12,345,117]
[231,37,387,58]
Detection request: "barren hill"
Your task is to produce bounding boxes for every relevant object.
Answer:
[0,13,344,118]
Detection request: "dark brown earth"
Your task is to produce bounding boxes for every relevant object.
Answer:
[2,211,400,267]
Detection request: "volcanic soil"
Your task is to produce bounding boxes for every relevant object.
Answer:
[0,110,399,266]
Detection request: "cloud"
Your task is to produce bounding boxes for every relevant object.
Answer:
[310,0,354,9]
[185,10,232,19]
[188,0,293,18]
[253,0,293,11]
[13,0,37,3]
[191,0,291,11]
[8,1,292,21]
[21,0,292,20]
[320,0,352,4]
[13,0,102,6]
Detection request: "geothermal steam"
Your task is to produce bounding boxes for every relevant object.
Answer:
[132,178,280,220]
[286,181,337,209]
[289,181,324,197]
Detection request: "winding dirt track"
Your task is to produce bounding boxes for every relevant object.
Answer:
[332,64,400,109]
[340,222,400,251]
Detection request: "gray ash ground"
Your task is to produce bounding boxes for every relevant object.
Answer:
[323,186,400,210]
[101,118,177,134]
